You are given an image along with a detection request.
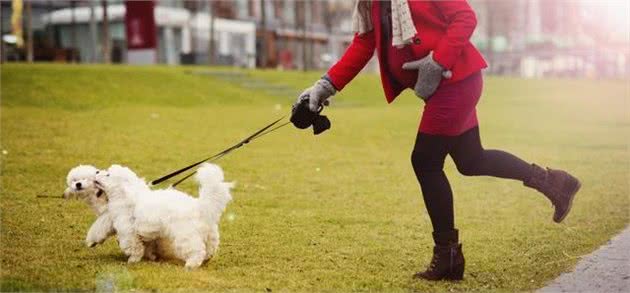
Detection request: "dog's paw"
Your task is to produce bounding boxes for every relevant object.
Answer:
[184,264,200,271]
[86,237,106,247]
[127,255,142,264]
[184,259,203,270]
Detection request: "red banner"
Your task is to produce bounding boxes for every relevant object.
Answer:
[125,1,156,50]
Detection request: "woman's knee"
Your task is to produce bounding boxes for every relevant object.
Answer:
[456,162,476,176]
[454,156,483,176]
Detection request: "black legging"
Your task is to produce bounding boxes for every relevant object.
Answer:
[411,127,533,232]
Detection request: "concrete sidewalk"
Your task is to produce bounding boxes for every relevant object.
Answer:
[538,226,630,293]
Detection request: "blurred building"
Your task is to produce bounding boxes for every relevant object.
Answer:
[470,0,629,78]
[38,1,256,66]
[1,0,627,78]
[2,0,355,70]
[178,0,356,71]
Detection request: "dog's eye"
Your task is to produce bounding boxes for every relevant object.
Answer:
[106,174,110,177]
[96,171,100,174]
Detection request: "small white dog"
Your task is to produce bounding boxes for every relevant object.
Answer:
[95,163,233,269]
[63,165,156,261]
[64,165,116,248]
[65,165,159,259]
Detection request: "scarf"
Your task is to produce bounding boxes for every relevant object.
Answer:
[352,0,417,48]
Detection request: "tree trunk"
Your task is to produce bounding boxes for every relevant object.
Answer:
[46,0,54,48]
[485,2,495,73]
[294,1,307,71]
[89,0,98,63]
[101,0,110,63]
[301,1,308,72]
[25,0,33,62]
[70,0,77,62]
[259,0,267,68]
[0,2,4,63]
[208,0,215,65]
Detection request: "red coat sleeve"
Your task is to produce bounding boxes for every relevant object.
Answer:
[326,31,376,91]
[432,0,478,70]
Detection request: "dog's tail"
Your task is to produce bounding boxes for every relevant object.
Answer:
[195,163,234,223]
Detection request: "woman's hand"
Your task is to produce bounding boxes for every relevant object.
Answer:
[294,78,337,112]
[402,52,452,101]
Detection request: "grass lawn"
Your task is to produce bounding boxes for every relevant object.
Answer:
[1,64,628,292]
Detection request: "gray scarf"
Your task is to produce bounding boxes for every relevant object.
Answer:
[352,0,417,48]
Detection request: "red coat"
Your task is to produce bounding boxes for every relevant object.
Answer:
[327,0,488,103]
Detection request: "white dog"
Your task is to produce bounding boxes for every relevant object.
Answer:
[64,165,116,248]
[64,165,157,260]
[95,163,233,269]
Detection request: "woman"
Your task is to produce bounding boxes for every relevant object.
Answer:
[294,0,581,281]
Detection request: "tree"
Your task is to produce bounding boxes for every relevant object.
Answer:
[101,0,110,63]
[208,0,215,65]
[89,0,99,62]
[259,0,267,67]
[25,0,33,62]
[70,0,77,62]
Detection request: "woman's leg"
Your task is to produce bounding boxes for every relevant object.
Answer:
[411,132,465,281]
[411,132,454,233]
[449,126,581,223]
[449,127,533,181]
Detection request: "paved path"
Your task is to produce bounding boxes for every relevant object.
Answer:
[538,226,630,293]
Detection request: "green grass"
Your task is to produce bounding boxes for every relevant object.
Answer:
[1,63,628,292]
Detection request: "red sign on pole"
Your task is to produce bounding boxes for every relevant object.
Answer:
[125,0,157,63]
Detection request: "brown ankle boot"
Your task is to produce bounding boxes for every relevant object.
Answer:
[524,164,581,223]
[414,230,465,281]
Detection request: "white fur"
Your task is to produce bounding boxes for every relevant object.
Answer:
[64,165,158,260]
[95,163,233,269]
[64,165,115,247]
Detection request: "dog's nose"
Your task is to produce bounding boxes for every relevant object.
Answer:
[75,182,82,189]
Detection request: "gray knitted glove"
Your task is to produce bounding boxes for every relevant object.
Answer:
[295,78,337,112]
[402,52,452,101]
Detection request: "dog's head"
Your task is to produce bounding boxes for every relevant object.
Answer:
[64,165,102,199]
[94,165,147,199]
[64,165,108,214]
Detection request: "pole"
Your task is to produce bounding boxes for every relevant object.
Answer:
[301,1,307,72]
[70,0,77,62]
[0,2,4,63]
[259,0,267,68]
[101,0,110,63]
[89,0,98,62]
[25,0,33,62]
[46,0,54,48]
[486,1,494,74]
[208,0,215,65]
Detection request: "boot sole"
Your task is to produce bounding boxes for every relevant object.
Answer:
[555,178,582,223]
[413,265,465,281]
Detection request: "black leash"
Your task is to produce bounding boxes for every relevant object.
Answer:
[150,117,289,187]
[168,121,291,188]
